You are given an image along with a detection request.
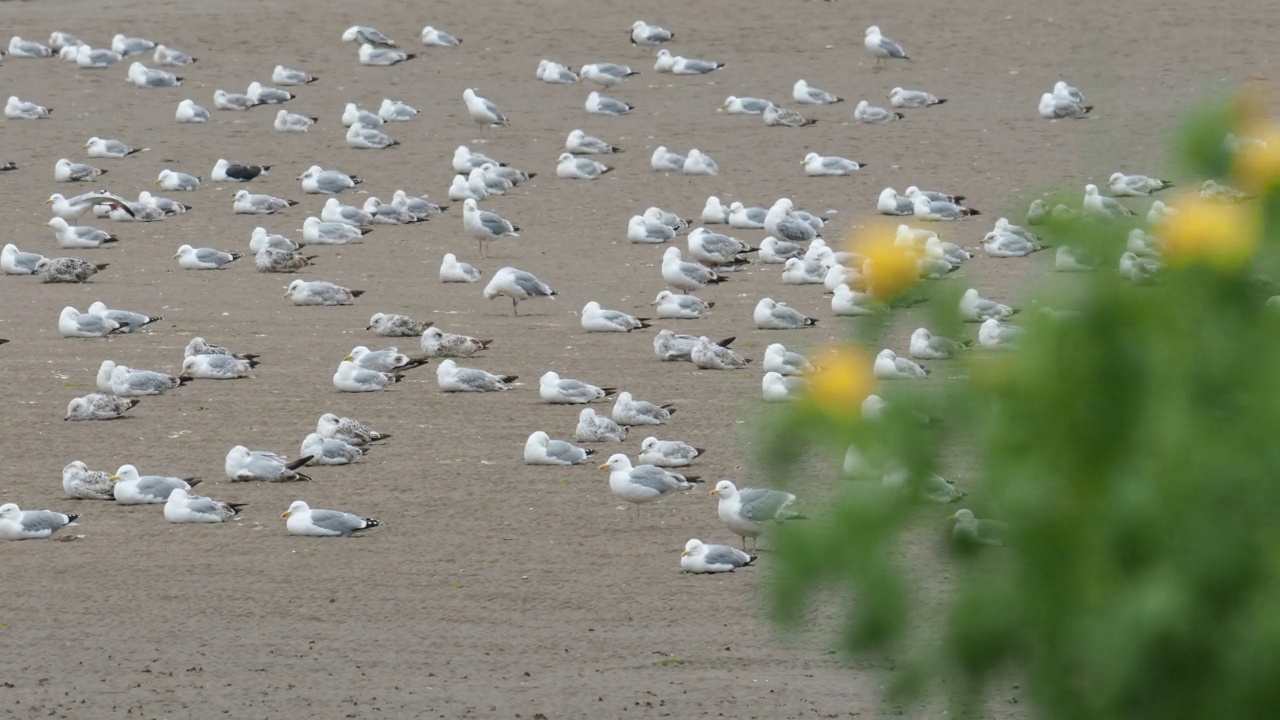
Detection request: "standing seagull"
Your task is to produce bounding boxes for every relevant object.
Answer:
[483,267,556,315]
[462,88,508,133]
[864,26,909,67]
[463,198,519,257]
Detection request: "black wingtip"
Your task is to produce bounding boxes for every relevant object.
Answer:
[286,456,313,471]
[350,290,365,297]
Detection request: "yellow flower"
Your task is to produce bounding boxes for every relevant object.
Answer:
[848,222,918,299]
[805,345,876,416]
[1231,123,1280,194]
[1157,193,1259,272]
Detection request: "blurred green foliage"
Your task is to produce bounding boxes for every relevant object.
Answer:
[763,96,1280,718]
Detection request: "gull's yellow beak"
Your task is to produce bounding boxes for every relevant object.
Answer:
[44,198,53,205]
[153,179,161,186]
[282,291,291,298]
[343,355,354,361]
[172,252,181,259]
[281,510,292,518]
[681,549,690,557]
[108,475,119,483]
[720,101,728,109]
[576,75,584,83]
[709,488,718,496]
[598,463,610,470]
[948,513,957,521]
[649,299,659,306]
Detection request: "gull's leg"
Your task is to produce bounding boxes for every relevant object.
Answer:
[511,297,519,316]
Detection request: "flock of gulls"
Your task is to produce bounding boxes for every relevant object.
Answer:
[2,15,1266,563]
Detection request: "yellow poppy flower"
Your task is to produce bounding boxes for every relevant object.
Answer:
[1157,193,1259,272]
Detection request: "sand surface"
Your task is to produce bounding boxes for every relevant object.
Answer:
[0,0,1272,717]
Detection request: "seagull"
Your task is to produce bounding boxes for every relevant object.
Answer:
[566,128,621,154]
[557,153,611,179]
[0,504,78,540]
[37,258,109,284]
[5,96,52,119]
[793,79,842,104]
[436,359,517,392]
[540,372,614,404]
[164,488,245,524]
[175,98,209,123]
[127,62,181,88]
[1052,80,1085,104]
[64,393,139,421]
[463,199,519,257]
[959,288,1017,322]
[111,34,154,56]
[462,88,508,132]
[300,433,366,465]
[247,81,294,104]
[108,465,198,503]
[722,96,775,115]
[213,89,263,111]
[950,508,1007,547]
[854,100,903,123]
[420,26,461,46]
[9,36,54,57]
[612,392,675,426]
[653,49,723,75]
[889,87,945,108]
[225,446,312,482]
[273,65,318,85]
[682,149,717,175]
[576,408,629,442]
[62,460,115,500]
[420,326,492,357]
[631,20,675,45]
[343,26,398,47]
[585,91,634,116]
[156,168,201,191]
[1108,172,1174,196]
[762,371,807,401]
[358,43,412,65]
[581,301,650,332]
[379,98,419,121]
[909,328,968,360]
[654,331,736,363]
[342,102,383,127]
[483,267,556,315]
[367,312,432,337]
[579,62,639,87]
[1082,184,1134,218]
[283,500,380,537]
[47,217,117,248]
[46,191,135,222]
[525,432,595,466]
[317,413,390,446]
[75,45,122,68]
[874,349,929,379]
[85,137,144,158]
[754,298,817,329]
[175,245,241,269]
[55,158,106,182]
[1038,93,1092,119]
[710,480,804,550]
[803,152,863,176]
[536,59,578,84]
[978,318,1023,349]
[440,253,482,283]
[662,247,726,293]
[763,343,817,374]
[681,539,757,573]
[346,122,399,149]
[299,166,360,194]
[864,26,909,67]
[59,306,122,338]
[153,44,196,66]
[651,146,687,172]
[762,104,817,127]
[321,198,373,226]
[599,454,700,519]
[639,438,703,467]
[233,190,297,214]
[691,336,751,370]
[213,158,271,182]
